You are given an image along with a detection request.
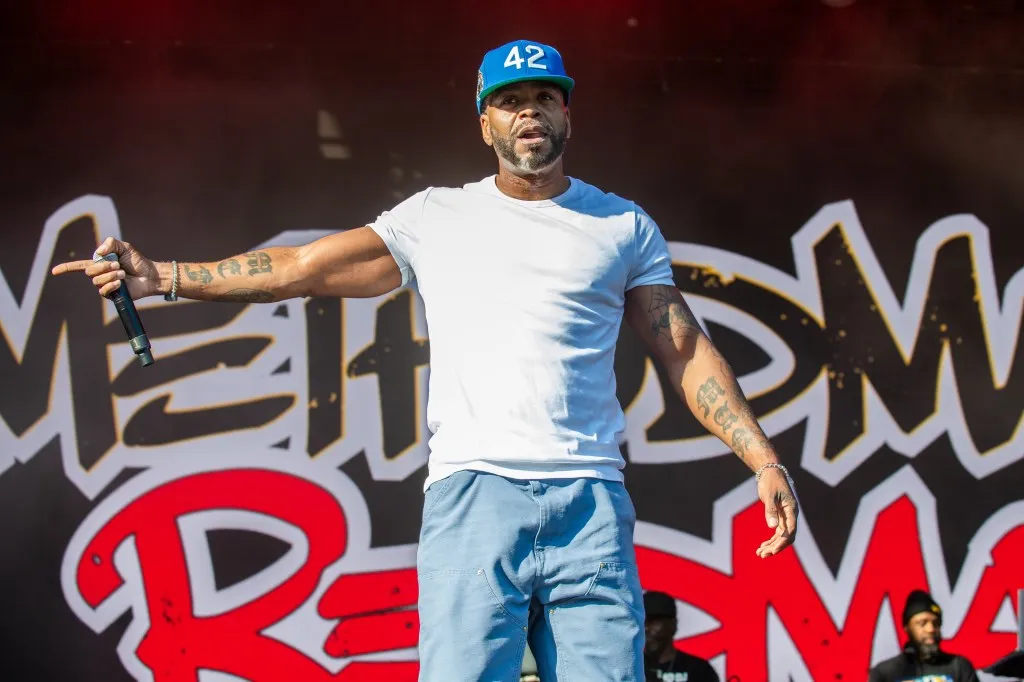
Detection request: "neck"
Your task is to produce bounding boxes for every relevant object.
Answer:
[658,647,677,665]
[494,161,570,201]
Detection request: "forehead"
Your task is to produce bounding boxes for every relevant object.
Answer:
[908,612,940,626]
[645,614,675,624]
[490,81,562,99]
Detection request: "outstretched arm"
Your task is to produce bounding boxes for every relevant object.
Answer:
[624,283,799,557]
[51,227,402,302]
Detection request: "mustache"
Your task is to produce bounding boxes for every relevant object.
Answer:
[513,122,554,137]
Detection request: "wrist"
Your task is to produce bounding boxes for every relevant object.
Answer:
[755,462,789,482]
[155,261,174,296]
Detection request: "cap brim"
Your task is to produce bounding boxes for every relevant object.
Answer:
[477,75,575,111]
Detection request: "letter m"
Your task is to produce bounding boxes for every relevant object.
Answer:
[0,196,120,488]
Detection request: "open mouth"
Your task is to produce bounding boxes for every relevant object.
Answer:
[517,127,549,143]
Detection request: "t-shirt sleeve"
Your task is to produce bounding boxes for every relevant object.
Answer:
[367,188,432,287]
[626,205,675,291]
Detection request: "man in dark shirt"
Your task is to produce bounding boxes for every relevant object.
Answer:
[868,590,980,682]
[642,591,719,682]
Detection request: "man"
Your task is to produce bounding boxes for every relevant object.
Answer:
[53,39,799,682]
[868,590,980,682]
[643,591,719,682]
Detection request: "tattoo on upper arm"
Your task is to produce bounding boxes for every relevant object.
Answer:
[184,264,213,285]
[645,286,700,342]
[217,259,242,278]
[217,288,274,303]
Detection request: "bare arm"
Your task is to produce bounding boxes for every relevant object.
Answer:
[624,282,799,556]
[51,226,403,302]
[624,283,776,470]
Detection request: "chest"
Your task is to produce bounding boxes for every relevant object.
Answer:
[415,203,632,304]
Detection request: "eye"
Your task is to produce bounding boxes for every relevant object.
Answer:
[540,92,554,101]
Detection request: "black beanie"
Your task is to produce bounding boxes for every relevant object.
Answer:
[902,589,942,626]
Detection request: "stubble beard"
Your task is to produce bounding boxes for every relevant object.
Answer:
[492,126,567,172]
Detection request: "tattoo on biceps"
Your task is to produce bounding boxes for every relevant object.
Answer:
[646,287,700,342]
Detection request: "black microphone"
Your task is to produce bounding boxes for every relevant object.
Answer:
[94,251,155,367]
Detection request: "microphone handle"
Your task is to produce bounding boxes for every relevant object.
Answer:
[110,287,153,363]
[95,252,155,367]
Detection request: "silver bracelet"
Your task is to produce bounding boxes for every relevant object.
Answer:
[164,260,179,302]
[755,462,788,482]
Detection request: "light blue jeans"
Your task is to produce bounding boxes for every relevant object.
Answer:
[416,470,645,681]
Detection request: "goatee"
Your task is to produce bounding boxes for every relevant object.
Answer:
[492,127,567,172]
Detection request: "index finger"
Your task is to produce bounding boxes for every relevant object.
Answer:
[782,499,799,537]
[51,260,95,276]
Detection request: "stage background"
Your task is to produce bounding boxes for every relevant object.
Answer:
[1,1,1022,680]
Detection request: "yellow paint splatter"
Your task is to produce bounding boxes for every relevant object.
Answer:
[801,318,809,326]
[780,313,788,321]
[869,304,877,312]
[309,398,319,409]
[939,323,948,332]
[837,329,847,338]
[834,259,842,266]
[329,392,338,403]
[929,313,937,321]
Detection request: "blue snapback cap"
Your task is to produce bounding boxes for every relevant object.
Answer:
[476,39,575,113]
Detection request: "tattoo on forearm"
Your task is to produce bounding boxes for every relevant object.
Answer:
[246,252,273,276]
[184,264,213,285]
[713,401,739,432]
[695,377,725,418]
[217,259,242,278]
[731,428,754,456]
[695,361,774,465]
[217,288,274,303]
[646,287,700,342]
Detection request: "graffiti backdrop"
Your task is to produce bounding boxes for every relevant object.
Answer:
[1,2,1022,681]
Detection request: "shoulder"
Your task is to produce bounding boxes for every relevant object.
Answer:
[567,177,641,214]
[868,651,910,679]
[674,650,718,679]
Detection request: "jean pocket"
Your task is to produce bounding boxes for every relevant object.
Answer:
[421,472,462,525]
[419,568,526,629]
[559,561,640,608]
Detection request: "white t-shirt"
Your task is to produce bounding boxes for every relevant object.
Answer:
[369,175,675,490]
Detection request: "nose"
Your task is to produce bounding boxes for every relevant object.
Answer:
[517,106,542,120]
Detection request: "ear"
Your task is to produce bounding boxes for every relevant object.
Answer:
[480,112,494,147]
[565,107,572,140]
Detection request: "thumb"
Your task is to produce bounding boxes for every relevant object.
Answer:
[765,498,779,529]
[94,237,130,259]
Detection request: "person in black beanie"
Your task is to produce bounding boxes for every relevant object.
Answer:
[642,591,719,682]
[868,589,980,682]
